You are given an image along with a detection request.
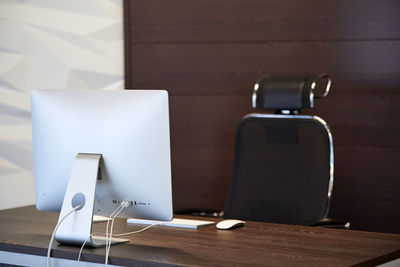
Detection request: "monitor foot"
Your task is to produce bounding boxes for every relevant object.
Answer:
[91,235,129,247]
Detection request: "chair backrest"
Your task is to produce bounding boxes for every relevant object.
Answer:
[224,114,333,224]
[223,74,333,224]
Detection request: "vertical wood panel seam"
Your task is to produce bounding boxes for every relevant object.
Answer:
[123,0,132,89]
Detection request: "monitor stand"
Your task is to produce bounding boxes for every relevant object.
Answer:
[55,153,129,247]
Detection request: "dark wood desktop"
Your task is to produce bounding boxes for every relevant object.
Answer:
[1,206,399,266]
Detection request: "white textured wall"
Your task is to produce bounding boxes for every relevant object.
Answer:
[0,0,124,210]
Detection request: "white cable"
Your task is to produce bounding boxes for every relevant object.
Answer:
[77,204,123,267]
[76,201,161,267]
[77,233,91,267]
[106,201,129,266]
[112,223,160,237]
[47,204,83,267]
[77,224,160,267]
[105,204,124,263]
[106,209,123,266]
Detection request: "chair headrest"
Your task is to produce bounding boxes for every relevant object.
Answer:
[252,73,331,113]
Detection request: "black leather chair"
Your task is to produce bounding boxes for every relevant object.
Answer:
[223,74,349,228]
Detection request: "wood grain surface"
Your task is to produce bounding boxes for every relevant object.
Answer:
[1,206,400,266]
[124,0,400,233]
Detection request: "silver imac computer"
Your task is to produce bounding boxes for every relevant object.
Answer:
[31,89,173,247]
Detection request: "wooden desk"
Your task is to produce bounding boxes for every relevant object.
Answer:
[1,206,399,266]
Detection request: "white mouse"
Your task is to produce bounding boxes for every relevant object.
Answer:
[216,219,245,230]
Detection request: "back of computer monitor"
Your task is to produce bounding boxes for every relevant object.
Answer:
[31,89,173,222]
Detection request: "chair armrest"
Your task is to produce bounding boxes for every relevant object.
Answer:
[298,218,350,229]
[175,210,224,218]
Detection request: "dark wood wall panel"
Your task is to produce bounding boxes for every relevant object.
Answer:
[124,0,400,233]
[129,0,400,43]
[169,95,249,146]
[168,94,400,147]
[332,146,400,232]
[129,42,400,95]
[172,145,233,210]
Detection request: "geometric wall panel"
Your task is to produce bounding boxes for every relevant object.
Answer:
[0,0,123,210]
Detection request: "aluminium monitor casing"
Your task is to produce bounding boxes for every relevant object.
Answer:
[31,89,173,222]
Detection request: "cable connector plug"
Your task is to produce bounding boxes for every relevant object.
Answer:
[121,200,130,208]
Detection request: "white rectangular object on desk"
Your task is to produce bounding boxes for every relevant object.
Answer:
[127,218,215,229]
[93,215,110,223]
